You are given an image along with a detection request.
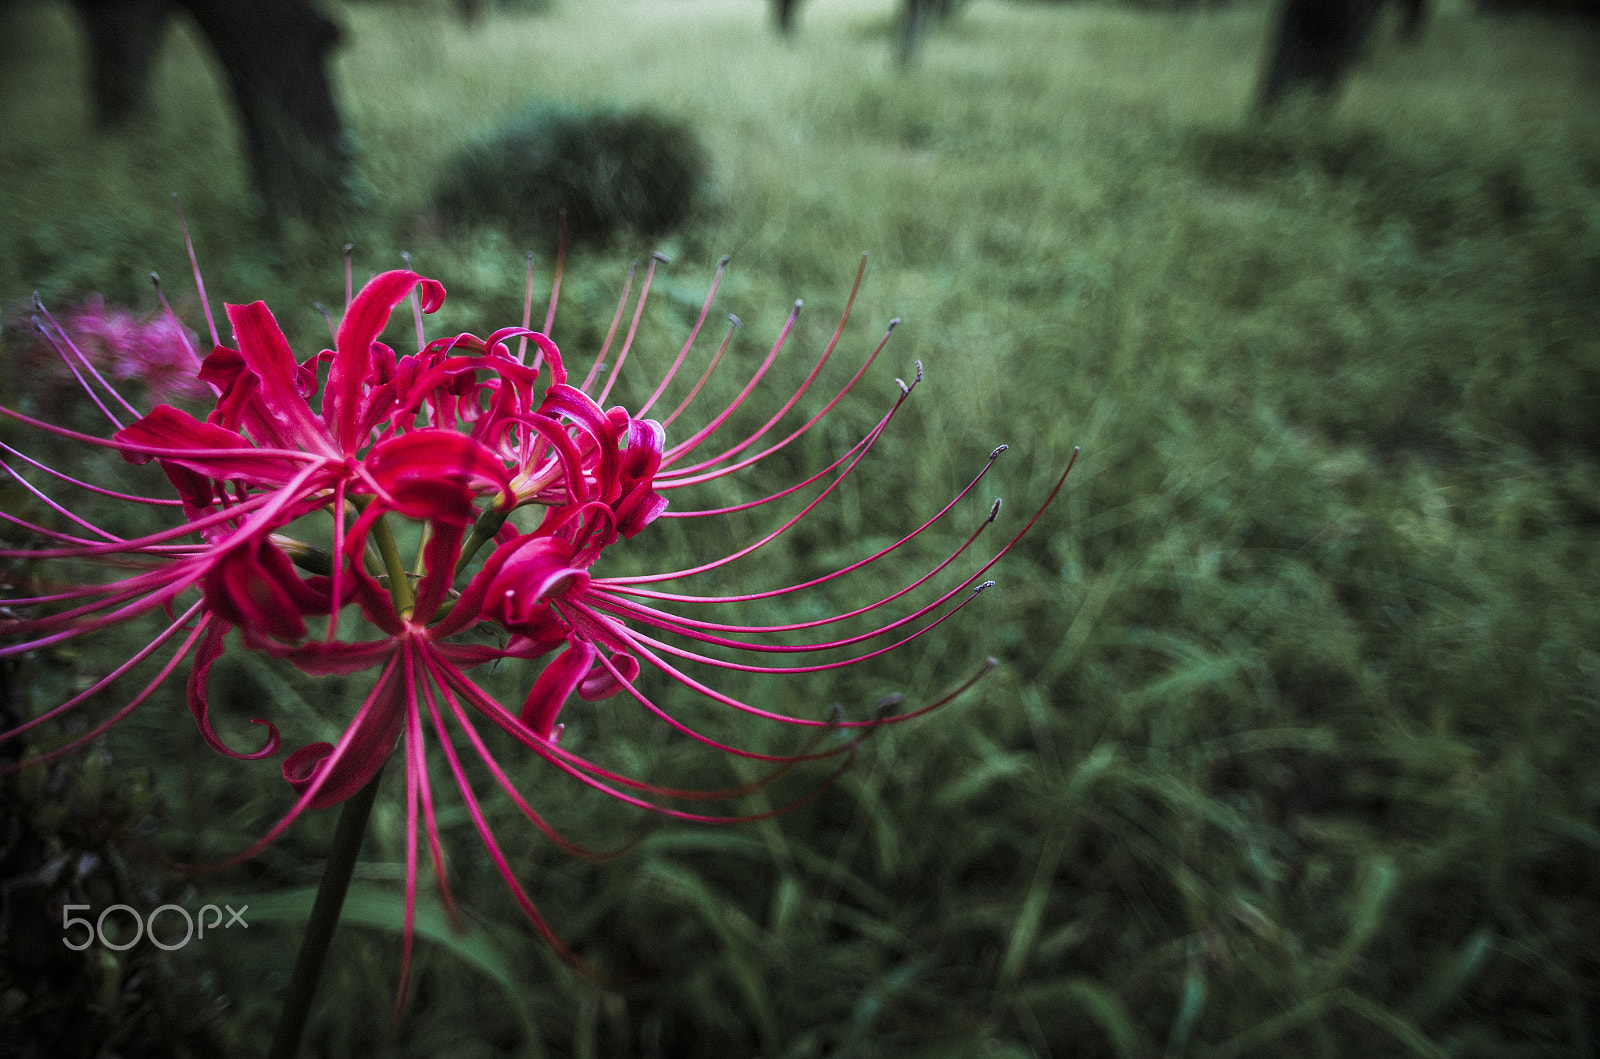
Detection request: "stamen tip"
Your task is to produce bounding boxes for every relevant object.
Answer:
[987,498,1002,523]
[794,299,803,312]
[826,702,845,726]
[525,250,535,262]
[148,271,162,290]
[974,580,997,594]
[914,360,923,383]
[990,444,1008,460]
[887,317,901,332]
[728,314,743,329]
[401,251,414,269]
[651,251,671,264]
[343,243,354,257]
[895,377,909,395]
[718,254,731,267]
[874,694,904,719]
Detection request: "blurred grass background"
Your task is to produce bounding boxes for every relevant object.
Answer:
[2,0,1599,1055]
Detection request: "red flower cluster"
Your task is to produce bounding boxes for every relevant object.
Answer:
[2,248,1071,992]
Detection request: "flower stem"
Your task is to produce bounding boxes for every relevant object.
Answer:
[267,765,386,1059]
[371,514,416,619]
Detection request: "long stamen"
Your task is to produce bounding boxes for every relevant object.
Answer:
[660,315,739,431]
[516,251,536,364]
[662,254,869,478]
[659,300,799,469]
[148,272,208,374]
[595,252,667,407]
[607,449,1003,608]
[401,251,426,352]
[172,194,219,348]
[33,305,136,427]
[575,587,988,674]
[0,612,208,773]
[206,653,405,871]
[592,497,994,637]
[660,322,902,490]
[605,382,911,586]
[417,661,594,973]
[543,210,565,338]
[0,599,204,746]
[634,255,729,420]
[1,457,125,542]
[419,647,634,860]
[0,439,184,504]
[579,260,636,393]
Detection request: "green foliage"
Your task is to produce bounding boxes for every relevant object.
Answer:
[2,0,1599,1056]
[433,103,710,248]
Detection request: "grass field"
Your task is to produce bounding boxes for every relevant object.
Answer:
[2,0,1599,1056]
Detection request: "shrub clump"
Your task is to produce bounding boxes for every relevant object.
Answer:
[433,104,709,246]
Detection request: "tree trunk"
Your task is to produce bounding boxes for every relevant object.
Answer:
[1256,0,1382,110]
[773,0,800,37]
[898,0,929,65]
[173,0,350,226]
[69,0,172,128]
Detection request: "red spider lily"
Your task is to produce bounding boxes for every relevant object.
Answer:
[0,240,1074,1002]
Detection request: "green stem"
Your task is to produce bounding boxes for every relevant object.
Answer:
[455,505,511,576]
[266,765,385,1059]
[371,514,416,619]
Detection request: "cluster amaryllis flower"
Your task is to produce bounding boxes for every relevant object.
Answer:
[1,244,1073,993]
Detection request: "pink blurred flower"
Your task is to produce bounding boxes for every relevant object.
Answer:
[50,294,212,403]
[1,245,1073,996]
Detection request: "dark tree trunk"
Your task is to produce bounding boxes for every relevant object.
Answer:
[1396,0,1429,41]
[898,0,930,64]
[1256,0,1382,109]
[897,0,963,64]
[69,0,172,128]
[172,0,350,225]
[773,0,800,36]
